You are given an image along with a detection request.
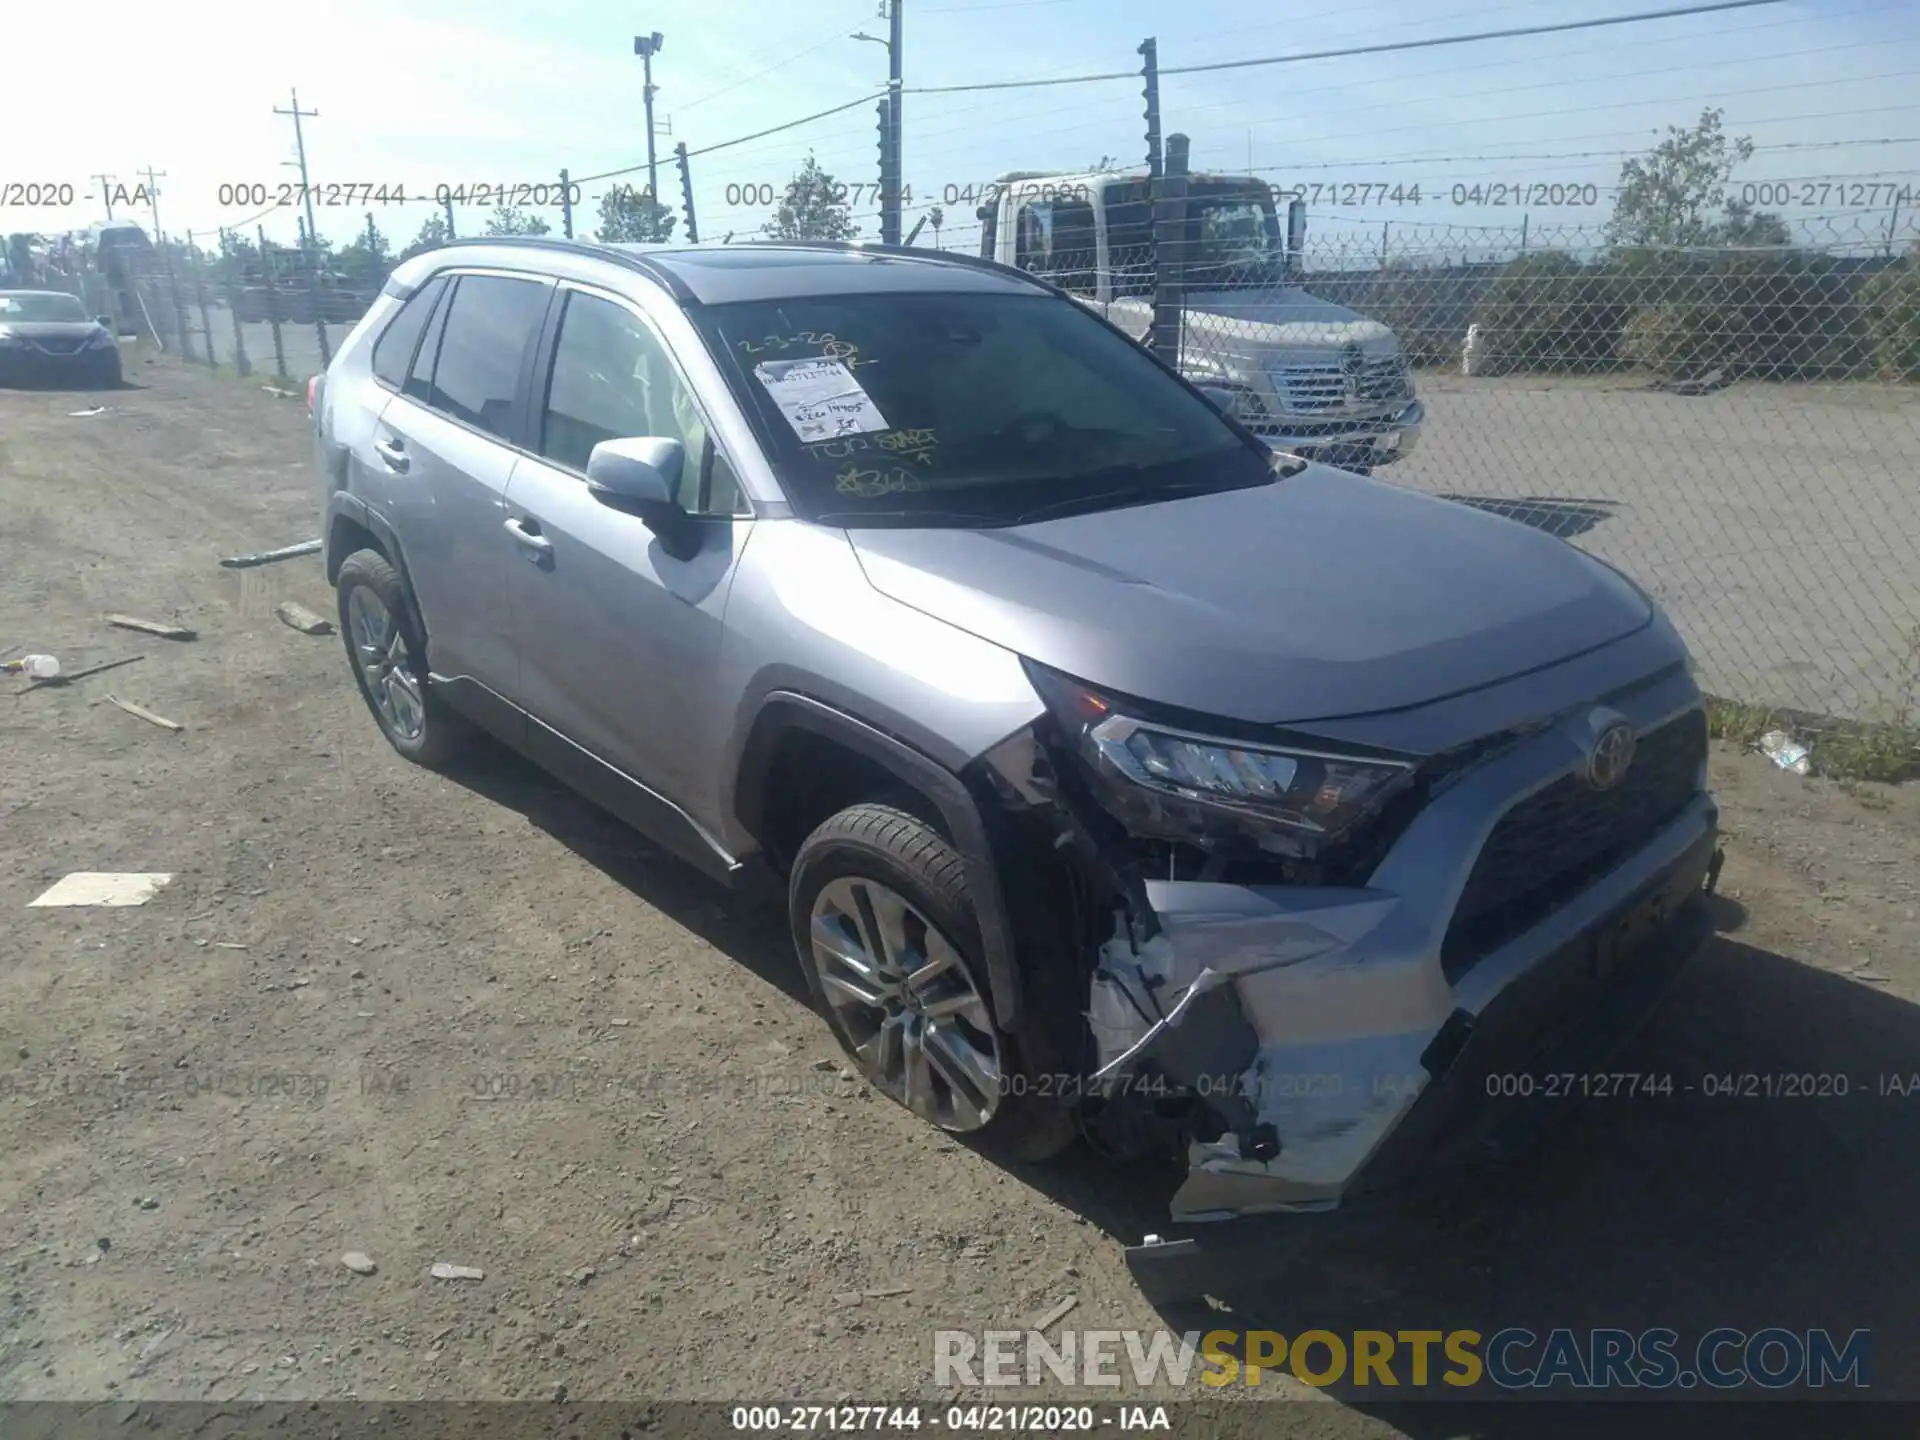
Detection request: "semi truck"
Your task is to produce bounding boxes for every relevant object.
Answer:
[977,166,1423,473]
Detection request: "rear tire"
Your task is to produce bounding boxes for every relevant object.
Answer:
[788,803,1076,1162]
[334,548,472,768]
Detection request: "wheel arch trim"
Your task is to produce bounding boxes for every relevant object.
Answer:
[734,691,1023,1030]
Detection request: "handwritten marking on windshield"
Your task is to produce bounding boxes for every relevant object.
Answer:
[737,331,871,368]
[876,428,939,466]
[807,436,872,458]
[835,465,931,498]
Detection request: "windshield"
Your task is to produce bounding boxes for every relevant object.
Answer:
[1104,180,1286,295]
[0,292,89,322]
[697,289,1271,526]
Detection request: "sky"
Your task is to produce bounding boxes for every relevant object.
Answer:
[3,0,1917,262]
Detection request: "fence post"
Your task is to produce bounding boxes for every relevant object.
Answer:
[676,142,699,243]
[258,225,289,380]
[298,222,332,370]
[191,241,218,368]
[219,231,252,378]
[1150,132,1190,369]
[1138,38,1162,180]
[560,169,574,239]
[157,236,193,360]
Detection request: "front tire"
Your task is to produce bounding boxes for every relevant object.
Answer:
[788,804,1075,1161]
[334,548,471,768]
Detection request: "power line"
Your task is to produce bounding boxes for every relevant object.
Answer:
[905,0,1786,94]
[573,90,889,184]
[676,23,864,114]
[684,0,1889,178]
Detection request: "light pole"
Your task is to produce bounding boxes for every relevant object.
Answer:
[634,32,664,206]
[852,10,902,245]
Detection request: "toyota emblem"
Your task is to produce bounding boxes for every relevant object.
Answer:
[1585,719,1638,791]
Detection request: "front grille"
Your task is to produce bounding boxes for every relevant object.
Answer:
[31,338,86,355]
[1441,709,1708,980]
[1268,356,1411,414]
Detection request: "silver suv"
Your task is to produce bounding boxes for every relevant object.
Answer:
[314,238,1720,1281]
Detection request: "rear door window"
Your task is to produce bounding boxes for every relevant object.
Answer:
[422,274,551,442]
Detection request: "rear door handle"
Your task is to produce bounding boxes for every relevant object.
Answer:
[504,516,553,558]
[372,436,409,472]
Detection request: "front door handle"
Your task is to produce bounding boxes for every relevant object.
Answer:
[372,436,410,472]
[503,515,553,559]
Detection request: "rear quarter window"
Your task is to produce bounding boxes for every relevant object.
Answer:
[370,275,448,389]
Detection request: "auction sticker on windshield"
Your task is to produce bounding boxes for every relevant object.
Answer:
[754,357,891,442]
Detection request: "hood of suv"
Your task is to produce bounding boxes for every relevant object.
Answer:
[845,466,1652,725]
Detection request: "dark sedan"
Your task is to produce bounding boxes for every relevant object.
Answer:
[0,290,123,387]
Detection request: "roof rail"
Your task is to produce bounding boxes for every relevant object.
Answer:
[433,235,698,303]
[726,238,1061,297]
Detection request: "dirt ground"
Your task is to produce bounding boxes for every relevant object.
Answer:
[3,355,1919,1429]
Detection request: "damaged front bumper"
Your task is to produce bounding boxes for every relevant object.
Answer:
[1071,686,1718,1276]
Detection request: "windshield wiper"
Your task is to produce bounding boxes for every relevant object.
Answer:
[814,509,1001,528]
[1012,478,1226,526]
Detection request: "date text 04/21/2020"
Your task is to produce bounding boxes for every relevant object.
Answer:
[212,181,586,210]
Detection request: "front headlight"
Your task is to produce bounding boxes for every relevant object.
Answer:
[1027,664,1417,857]
[86,329,117,349]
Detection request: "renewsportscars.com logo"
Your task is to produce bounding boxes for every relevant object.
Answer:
[933,1327,1872,1391]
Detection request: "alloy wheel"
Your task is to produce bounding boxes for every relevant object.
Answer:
[346,585,425,743]
[808,876,1002,1131]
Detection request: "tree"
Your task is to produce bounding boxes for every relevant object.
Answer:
[335,213,394,290]
[763,154,858,241]
[1604,107,1784,248]
[399,213,452,262]
[485,205,551,237]
[595,184,677,244]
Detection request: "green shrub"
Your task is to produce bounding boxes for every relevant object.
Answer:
[1469,251,1631,374]
[1619,301,1736,378]
[1859,258,1920,381]
[1608,247,1865,380]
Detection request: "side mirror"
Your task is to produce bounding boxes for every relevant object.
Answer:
[97,315,113,329]
[585,436,700,560]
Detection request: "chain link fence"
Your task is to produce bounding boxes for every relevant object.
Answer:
[120,232,363,383]
[1116,208,1920,730]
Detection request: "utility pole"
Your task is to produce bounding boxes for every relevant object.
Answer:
[635,32,665,208]
[138,167,167,240]
[887,0,903,247]
[855,3,904,243]
[92,173,118,220]
[444,195,456,238]
[676,142,699,243]
[273,91,323,259]
[559,169,574,240]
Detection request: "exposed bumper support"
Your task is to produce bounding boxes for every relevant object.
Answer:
[1122,842,1720,1307]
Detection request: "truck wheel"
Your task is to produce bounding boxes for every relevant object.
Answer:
[334,549,472,768]
[789,803,1076,1162]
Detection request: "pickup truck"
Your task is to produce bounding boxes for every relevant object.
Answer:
[977,167,1423,473]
